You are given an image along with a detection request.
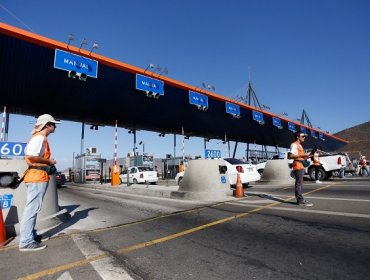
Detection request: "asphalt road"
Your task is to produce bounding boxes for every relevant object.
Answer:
[1,177,369,280]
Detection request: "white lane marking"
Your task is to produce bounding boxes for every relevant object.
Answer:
[227,202,370,219]
[247,192,370,203]
[57,272,73,280]
[72,234,134,280]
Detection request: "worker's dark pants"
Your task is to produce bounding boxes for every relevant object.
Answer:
[293,169,305,203]
[314,165,320,181]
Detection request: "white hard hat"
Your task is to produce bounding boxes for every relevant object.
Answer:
[35,114,61,130]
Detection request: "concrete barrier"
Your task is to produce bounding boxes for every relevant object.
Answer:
[259,159,295,185]
[172,159,232,201]
[0,159,68,236]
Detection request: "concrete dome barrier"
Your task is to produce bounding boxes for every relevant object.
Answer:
[259,159,295,185]
[0,159,68,237]
[171,159,232,201]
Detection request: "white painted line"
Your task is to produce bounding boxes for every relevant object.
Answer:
[227,202,370,219]
[57,272,73,280]
[247,192,370,203]
[72,234,134,280]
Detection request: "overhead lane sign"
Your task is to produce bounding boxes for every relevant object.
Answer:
[272,117,282,129]
[288,122,296,132]
[225,102,240,118]
[252,111,264,124]
[319,132,325,140]
[54,49,98,78]
[136,74,164,96]
[189,91,208,110]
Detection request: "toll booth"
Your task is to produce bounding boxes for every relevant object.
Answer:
[129,154,154,168]
[162,155,191,179]
[74,152,102,183]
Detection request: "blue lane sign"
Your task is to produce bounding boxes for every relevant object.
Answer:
[54,49,98,78]
[288,122,296,132]
[0,142,26,157]
[300,127,307,134]
[252,111,264,123]
[189,91,208,107]
[225,102,240,117]
[272,117,282,128]
[0,194,13,209]
[311,130,317,138]
[136,74,164,95]
[205,149,222,159]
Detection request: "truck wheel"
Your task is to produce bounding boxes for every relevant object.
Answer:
[309,167,325,181]
[133,178,138,184]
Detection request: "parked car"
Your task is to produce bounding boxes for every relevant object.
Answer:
[175,158,261,188]
[254,161,267,174]
[223,158,261,187]
[55,172,66,188]
[120,166,158,184]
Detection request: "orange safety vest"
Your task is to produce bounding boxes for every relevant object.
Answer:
[292,141,305,170]
[312,152,320,166]
[24,133,51,183]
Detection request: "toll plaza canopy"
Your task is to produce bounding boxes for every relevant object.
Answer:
[0,23,348,151]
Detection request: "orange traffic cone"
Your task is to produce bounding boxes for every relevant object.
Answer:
[0,205,7,247]
[234,173,244,198]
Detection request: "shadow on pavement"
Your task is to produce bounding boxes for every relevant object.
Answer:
[43,206,98,237]
[248,193,297,205]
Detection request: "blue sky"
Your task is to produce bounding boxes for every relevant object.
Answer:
[1,0,369,170]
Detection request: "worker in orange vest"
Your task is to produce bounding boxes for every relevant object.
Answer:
[19,114,60,252]
[359,156,369,176]
[312,150,322,184]
[289,132,313,207]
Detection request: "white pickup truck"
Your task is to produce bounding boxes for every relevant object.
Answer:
[255,152,346,181]
[306,152,346,180]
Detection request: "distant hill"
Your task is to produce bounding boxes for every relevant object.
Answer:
[334,121,370,160]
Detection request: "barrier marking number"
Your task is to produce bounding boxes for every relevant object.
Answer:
[221,176,226,184]
[0,142,26,157]
[0,194,14,209]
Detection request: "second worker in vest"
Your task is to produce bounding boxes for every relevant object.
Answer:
[19,114,60,252]
[289,132,313,207]
[312,149,322,184]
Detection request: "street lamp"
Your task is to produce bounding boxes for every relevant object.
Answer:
[139,141,145,154]
[78,38,88,51]
[144,63,155,73]
[89,42,99,55]
[128,129,136,155]
[67,33,74,48]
